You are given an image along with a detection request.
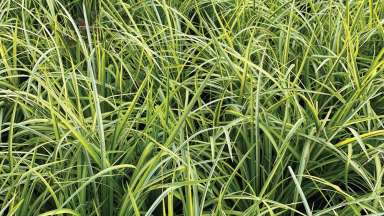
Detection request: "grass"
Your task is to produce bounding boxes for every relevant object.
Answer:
[0,0,383,215]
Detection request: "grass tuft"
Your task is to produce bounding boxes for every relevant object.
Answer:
[0,0,384,215]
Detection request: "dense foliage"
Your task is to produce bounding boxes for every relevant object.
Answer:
[0,0,384,215]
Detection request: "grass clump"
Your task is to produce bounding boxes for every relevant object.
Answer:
[0,0,384,215]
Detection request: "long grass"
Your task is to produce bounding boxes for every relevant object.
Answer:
[0,0,384,215]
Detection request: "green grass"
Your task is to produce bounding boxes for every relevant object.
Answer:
[0,0,384,215]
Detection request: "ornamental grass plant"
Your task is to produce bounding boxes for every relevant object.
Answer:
[0,0,384,215]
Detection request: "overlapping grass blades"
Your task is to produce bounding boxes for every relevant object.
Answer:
[0,0,383,215]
